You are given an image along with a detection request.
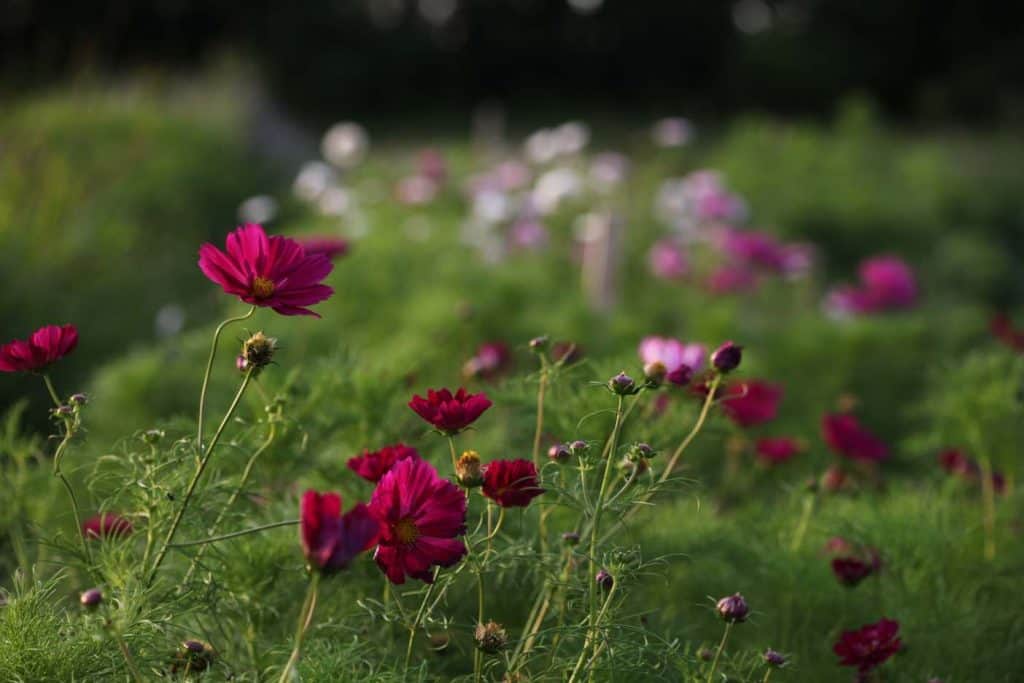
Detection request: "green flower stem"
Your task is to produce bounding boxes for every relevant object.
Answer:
[278,572,321,683]
[42,374,62,408]
[447,435,459,472]
[568,579,617,683]
[169,518,299,548]
[196,306,255,463]
[706,621,733,683]
[404,579,437,670]
[148,368,254,586]
[790,491,817,552]
[532,364,550,556]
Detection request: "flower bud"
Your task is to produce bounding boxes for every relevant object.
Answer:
[429,632,451,656]
[547,443,571,463]
[455,451,484,488]
[698,647,714,661]
[79,588,103,609]
[528,336,549,352]
[569,440,589,456]
[173,639,216,673]
[241,331,278,373]
[608,371,638,395]
[820,465,847,493]
[70,393,88,406]
[235,355,248,372]
[474,621,508,654]
[715,593,749,623]
[627,442,656,462]
[763,649,786,667]
[710,341,742,373]
[643,361,667,386]
[561,531,581,546]
[55,405,74,417]
[595,569,614,591]
[142,429,165,445]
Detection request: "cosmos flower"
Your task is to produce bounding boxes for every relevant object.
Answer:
[82,513,133,540]
[715,228,788,272]
[300,490,381,574]
[706,264,759,295]
[409,388,493,435]
[822,413,889,463]
[462,343,511,380]
[638,337,705,385]
[296,236,349,261]
[833,618,902,677]
[719,381,783,428]
[826,255,918,316]
[198,224,334,317]
[937,448,1006,494]
[482,459,545,508]
[647,239,689,280]
[347,444,421,483]
[831,557,875,587]
[369,458,468,584]
[755,437,802,465]
[0,324,78,373]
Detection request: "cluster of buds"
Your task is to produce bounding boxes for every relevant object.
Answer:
[455,451,484,488]
[474,621,508,655]
[237,331,278,375]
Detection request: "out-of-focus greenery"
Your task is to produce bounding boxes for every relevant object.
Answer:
[2,88,1024,681]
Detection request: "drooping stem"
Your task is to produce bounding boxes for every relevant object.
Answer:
[278,572,321,683]
[197,307,255,462]
[43,375,91,567]
[148,368,254,585]
[169,519,299,548]
[706,621,733,683]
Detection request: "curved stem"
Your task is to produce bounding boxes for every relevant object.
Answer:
[706,621,732,683]
[278,572,321,683]
[662,375,721,484]
[43,373,92,568]
[42,374,62,407]
[148,369,254,585]
[170,519,299,548]
[197,307,255,462]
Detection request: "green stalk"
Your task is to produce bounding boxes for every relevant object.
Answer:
[278,572,321,683]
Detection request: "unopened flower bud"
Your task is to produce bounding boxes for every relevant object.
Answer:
[561,531,580,546]
[569,440,589,456]
[711,341,742,373]
[455,451,484,488]
[820,465,847,493]
[241,331,278,373]
[474,621,508,654]
[595,569,614,591]
[627,442,656,461]
[547,443,571,463]
[235,355,248,372]
[698,647,714,661]
[55,405,73,417]
[174,639,216,673]
[715,593,749,623]
[142,429,165,444]
[528,336,549,352]
[763,649,786,667]
[608,371,638,395]
[79,588,103,609]
[70,393,88,406]
[643,361,667,386]
[429,632,451,655]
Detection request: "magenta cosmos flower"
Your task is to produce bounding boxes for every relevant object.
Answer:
[647,239,688,280]
[300,490,381,574]
[198,223,334,316]
[369,458,467,584]
[719,381,783,428]
[296,235,349,261]
[463,342,511,380]
[82,513,133,540]
[859,255,917,310]
[409,387,492,435]
[347,443,420,484]
[822,413,889,463]
[638,336,705,385]
[755,437,802,465]
[833,618,902,677]
[0,324,78,373]
[482,459,545,508]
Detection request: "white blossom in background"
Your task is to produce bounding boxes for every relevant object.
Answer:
[318,186,353,217]
[524,128,560,165]
[237,195,279,224]
[532,167,582,215]
[322,122,370,168]
[293,161,336,202]
[395,175,439,205]
[472,189,513,224]
[589,152,630,193]
[553,121,590,156]
[651,117,694,148]
[154,304,185,338]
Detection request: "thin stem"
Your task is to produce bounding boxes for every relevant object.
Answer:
[790,492,816,552]
[762,669,773,683]
[404,580,437,670]
[474,568,485,683]
[532,368,550,556]
[42,374,62,407]
[568,580,617,683]
[706,622,732,683]
[447,435,459,472]
[113,629,143,683]
[148,369,254,585]
[197,307,255,462]
[662,374,721,484]
[43,373,92,568]
[979,455,997,561]
[278,572,321,683]
[170,519,299,548]
[477,507,506,547]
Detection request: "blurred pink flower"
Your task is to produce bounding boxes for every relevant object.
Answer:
[647,239,689,280]
[706,264,759,294]
[638,336,705,383]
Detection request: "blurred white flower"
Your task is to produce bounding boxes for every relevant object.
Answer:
[554,121,590,156]
[524,128,560,165]
[395,175,439,205]
[155,304,185,338]
[651,117,694,147]
[237,195,279,224]
[322,122,369,168]
[589,152,630,192]
[473,189,513,224]
[293,161,336,202]
[533,167,582,214]
[318,186,353,216]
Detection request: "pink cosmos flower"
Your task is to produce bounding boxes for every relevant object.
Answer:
[409,388,492,435]
[369,458,467,584]
[482,459,545,508]
[755,437,802,465]
[296,236,349,261]
[822,413,889,463]
[0,324,78,373]
[198,223,334,317]
[463,343,511,380]
[82,513,133,540]
[417,148,447,185]
[937,448,1006,494]
[300,490,381,574]
[706,265,759,295]
[833,618,902,677]
[647,239,689,280]
[716,228,788,272]
[825,286,878,316]
[859,256,917,310]
[638,337,705,385]
[719,381,783,428]
[348,444,420,483]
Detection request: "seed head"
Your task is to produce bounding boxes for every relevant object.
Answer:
[474,621,508,654]
[455,451,484,488]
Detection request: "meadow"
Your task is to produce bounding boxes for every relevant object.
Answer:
[1,86,1023,682]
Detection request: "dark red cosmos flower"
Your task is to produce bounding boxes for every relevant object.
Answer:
[937,448,1006,494]
[369,458,467,584]
[82,513,133,539]
[831,557,875,587]
[991,313,1024,352]
[834,618,902,676]
[0,324,78,373]
[822,413,889,463]
[482,459,545,508]
[300,490,380,574]
[296,235,349,261]
[348,443,420,484]
[719,381,783,428]
[409,387,492,435]
[198,223,334,317]
[755,437,802,465]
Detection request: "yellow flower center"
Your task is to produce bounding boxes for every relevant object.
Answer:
[251,276,276,299]
[395,517,420,545]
